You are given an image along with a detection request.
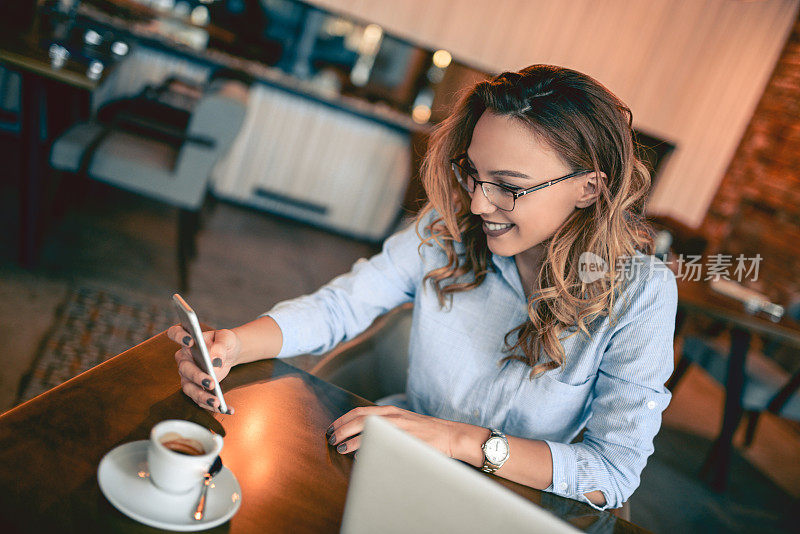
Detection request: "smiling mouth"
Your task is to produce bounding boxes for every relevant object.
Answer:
[483,222,515,231]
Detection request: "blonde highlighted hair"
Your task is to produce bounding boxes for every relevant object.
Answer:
[414,65,654,377]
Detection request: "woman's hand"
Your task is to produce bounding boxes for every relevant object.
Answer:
[326,406,459,456]
[166,325,241,413]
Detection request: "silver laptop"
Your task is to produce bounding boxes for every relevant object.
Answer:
[341,415,581,534]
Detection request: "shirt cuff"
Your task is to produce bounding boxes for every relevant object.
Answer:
[544,440,578,498]
[258,305,308,358]
[544,440,610,512]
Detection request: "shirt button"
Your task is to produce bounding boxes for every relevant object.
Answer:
[473,409,480,417]
[558,482,568,491]
[647,401,656,409]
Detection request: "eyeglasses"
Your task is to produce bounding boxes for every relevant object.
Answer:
[450,153,591,212]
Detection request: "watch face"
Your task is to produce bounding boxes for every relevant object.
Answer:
[484,437,508,464]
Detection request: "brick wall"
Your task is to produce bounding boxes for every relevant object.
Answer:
[702,10,800,304]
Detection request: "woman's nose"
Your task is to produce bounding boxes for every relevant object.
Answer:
[470,185,496,215]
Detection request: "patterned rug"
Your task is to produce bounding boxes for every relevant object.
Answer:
[16,286,213,404]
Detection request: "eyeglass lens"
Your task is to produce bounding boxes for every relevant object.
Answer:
[453,163,515,211]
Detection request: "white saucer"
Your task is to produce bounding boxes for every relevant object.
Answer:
[98,440,242,531]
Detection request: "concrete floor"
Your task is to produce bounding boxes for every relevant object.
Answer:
[0,135,798,531]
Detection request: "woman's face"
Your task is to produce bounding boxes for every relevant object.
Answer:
[465,110,598,261]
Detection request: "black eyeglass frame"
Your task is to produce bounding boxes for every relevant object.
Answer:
[449,153,592,212]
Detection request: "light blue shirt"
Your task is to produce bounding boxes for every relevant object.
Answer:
[264,209,677,510]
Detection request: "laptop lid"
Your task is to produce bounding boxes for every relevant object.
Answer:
[341,415,580,534]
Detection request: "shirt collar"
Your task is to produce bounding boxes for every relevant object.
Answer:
[491,253,527,302]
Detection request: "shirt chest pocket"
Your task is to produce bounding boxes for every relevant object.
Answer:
[504,371,597,443]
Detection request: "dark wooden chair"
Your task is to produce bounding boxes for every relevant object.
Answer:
[668,311,800,495]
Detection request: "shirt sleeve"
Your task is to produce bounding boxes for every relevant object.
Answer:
[544,259,678,510]
[261,211,435,358]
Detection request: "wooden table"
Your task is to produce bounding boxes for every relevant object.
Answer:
[0,331,647,533]
[674,279,800,491]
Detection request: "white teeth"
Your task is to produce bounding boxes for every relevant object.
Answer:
[485,222,514,231]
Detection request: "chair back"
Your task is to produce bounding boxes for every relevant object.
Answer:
[311,303,413,402]
[173,79,249,207]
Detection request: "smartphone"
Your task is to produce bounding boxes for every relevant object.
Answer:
[172,293,231,414]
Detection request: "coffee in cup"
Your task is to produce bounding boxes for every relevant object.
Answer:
[147,420,223,494]
[159,432,205,456]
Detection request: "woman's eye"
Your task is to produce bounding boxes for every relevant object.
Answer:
[463,164,519,190]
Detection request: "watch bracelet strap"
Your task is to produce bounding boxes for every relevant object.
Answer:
[481,428,507,473]
[481,462,500,473]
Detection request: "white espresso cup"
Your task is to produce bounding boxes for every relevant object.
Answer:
[147,419,223,494]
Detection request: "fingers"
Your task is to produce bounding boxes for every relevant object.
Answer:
[175,349,214,390]
[180,378,220,412]
[167,325,193,347]
[179,377,235,414]
[327,406,397,453]
[333,435,361,454]
[207,329,237,368]
[329,405,395,430]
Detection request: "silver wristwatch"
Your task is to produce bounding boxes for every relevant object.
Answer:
[481,428,510,473]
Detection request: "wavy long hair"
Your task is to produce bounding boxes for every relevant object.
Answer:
[415,65,654,378]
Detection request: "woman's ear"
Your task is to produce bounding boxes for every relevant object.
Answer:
[575,172,606,209]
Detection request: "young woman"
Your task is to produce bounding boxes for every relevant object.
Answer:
[168,64,677,511]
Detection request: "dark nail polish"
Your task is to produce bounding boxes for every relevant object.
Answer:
[202,379,211,389]
[182,336,191,346]
[325,426,333,437]
[337,443,346,453]
[328,433,336,445]
[212,358,223,367]
[206,398,215,408]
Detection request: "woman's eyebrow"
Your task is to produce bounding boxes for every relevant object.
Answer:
[489,169,531,179]
[465,152,531,179]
